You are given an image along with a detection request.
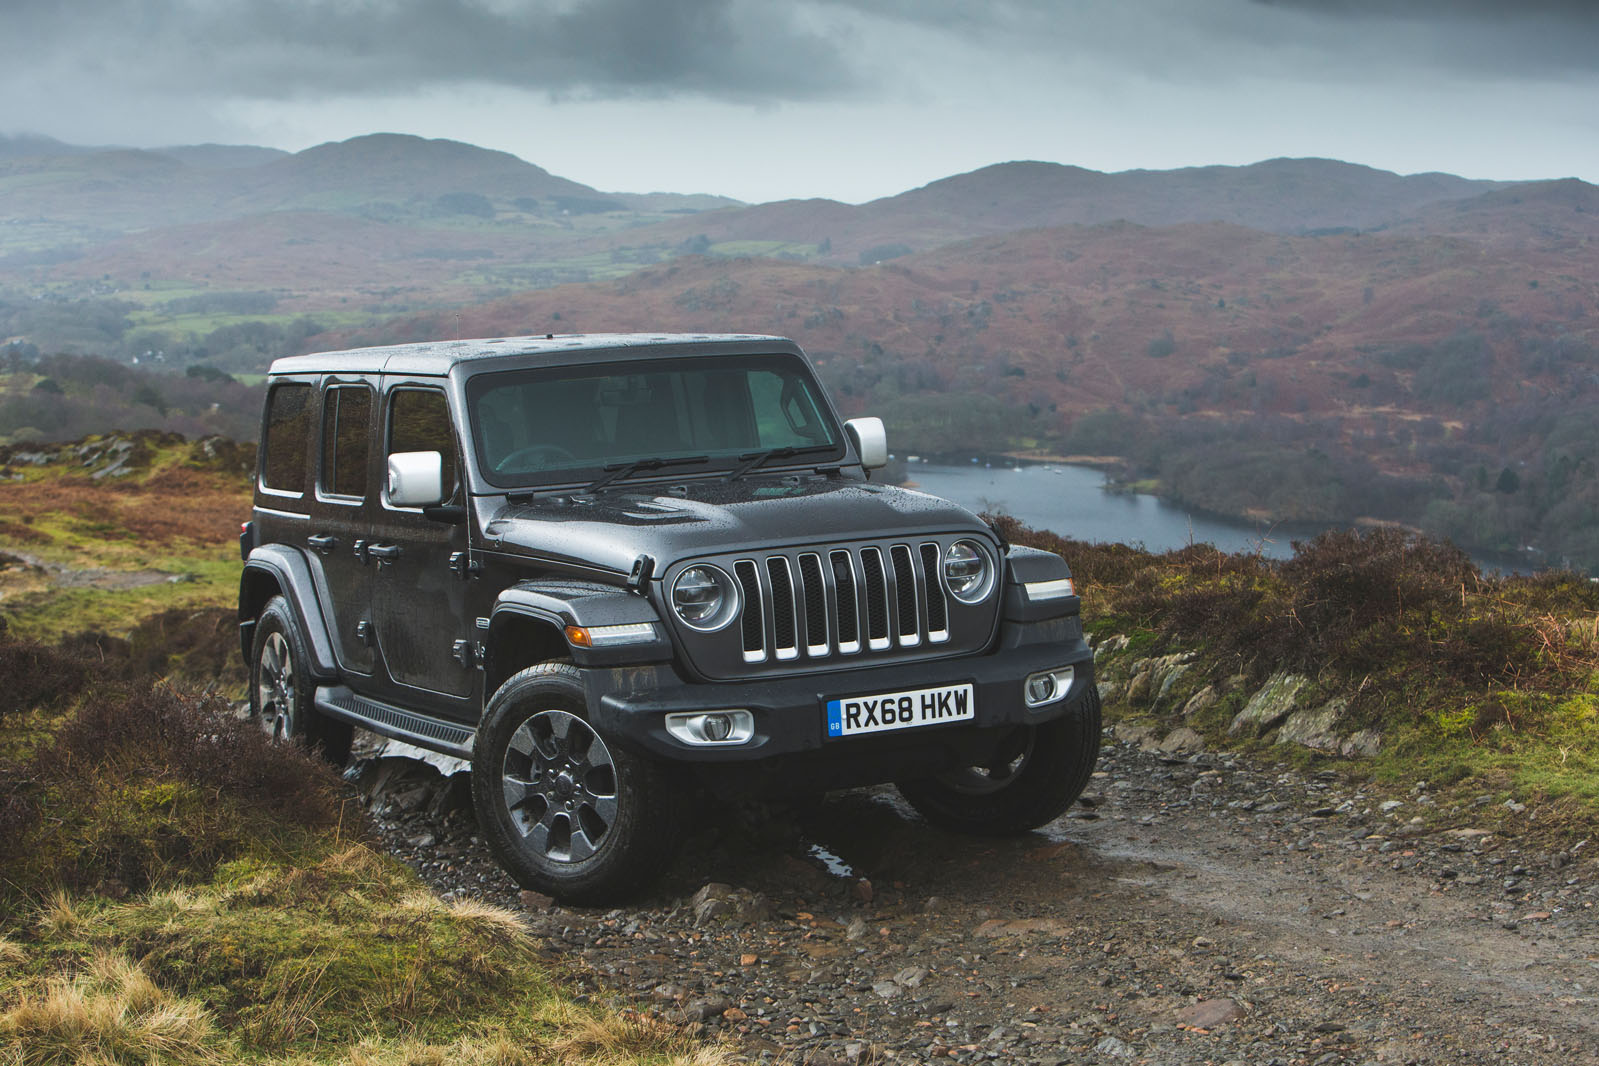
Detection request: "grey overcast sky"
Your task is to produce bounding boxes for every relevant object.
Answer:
[3,0,1597,203]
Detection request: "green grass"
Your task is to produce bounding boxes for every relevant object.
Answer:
[123,307,377,335]
[2,552,239,644]
[0,433,252,642]
[706,240,815,258]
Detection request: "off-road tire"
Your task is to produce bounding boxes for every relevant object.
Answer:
[472,662,687,904]
[249,595,354,765]
[896,686,1101,835]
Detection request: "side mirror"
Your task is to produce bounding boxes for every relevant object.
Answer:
[388,451,445,507]
[845,417,889,470]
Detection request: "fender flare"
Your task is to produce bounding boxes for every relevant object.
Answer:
[239,546,339,677]
[490,580,673,667]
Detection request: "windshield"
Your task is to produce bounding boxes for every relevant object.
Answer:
[466,354,845,488]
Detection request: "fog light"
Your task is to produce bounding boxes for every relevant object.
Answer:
[664,710,755,746]
[1024,666,1075,708]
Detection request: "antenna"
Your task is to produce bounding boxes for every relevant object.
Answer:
[455,314,461,341]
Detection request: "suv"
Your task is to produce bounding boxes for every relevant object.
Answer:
[240,333,1098,902]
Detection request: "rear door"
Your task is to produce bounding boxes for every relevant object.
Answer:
[368,379,477,711]
[307,377,377,676]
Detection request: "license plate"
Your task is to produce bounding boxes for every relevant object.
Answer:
[825,683,975,738]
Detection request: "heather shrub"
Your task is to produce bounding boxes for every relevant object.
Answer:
[0,636,90,717]
[1006,521,1594,692]
[1,680,354,903]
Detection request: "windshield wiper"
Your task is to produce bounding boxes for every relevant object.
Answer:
[586,454,709,494]
[725,444,839,482]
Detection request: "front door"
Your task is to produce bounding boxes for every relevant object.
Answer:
[369,380,476,711]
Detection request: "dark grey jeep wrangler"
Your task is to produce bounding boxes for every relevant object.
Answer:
[239,333,1098,902]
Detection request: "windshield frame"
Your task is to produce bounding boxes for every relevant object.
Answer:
[463,352,850,491]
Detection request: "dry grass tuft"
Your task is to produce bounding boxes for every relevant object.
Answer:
[0,936,23,966]
[444,898,529,945]
[544,1001,731,1065]
[143,887,215,920]
[0,953,215,1066]
[395,891,448,918]
[35,890,82,937]
[316,842,391,881]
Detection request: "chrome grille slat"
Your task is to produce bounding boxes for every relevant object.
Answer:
[734,560,765,662]
[797,553,830,656]
[890,544,921,646]
[766,556,800,660]
[861,548,892,650]
[920,541,950,642]
[830,550,861,654]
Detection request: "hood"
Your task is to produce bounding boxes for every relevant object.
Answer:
[477,475,990,576]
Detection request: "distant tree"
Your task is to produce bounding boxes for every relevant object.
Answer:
[433,192,495,218]
[31,377,62,395]
[1495,467,1521,494]
[133,383,167,415]
[1146,331,1177,359]
[185,364,233,384]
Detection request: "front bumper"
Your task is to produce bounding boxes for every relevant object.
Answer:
[581,615,1094,787]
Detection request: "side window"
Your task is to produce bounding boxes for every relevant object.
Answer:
[261,382,312,493]
[320,385,372,499]
[388,388,457,501]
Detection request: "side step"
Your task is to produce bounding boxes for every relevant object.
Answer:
[315,685,475,761]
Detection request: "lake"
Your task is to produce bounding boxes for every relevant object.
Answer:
[903,461,1313,558]
[901,461,1526,573]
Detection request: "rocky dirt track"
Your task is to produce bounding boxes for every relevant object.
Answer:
[366,737,1599,1065]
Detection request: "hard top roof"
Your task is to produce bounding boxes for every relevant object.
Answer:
[267,332,795,377]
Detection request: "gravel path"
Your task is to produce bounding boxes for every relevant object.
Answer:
[363,738,1599,1065]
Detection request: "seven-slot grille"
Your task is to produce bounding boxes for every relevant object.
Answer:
[732,543,952,663]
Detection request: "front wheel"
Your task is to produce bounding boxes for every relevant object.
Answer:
[472,662,686,904]
[896,687,1101,835]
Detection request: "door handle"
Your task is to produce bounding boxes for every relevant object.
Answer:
[307,534,337,554]
[368,543,402,567]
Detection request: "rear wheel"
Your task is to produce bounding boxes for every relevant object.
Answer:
[896,687,1101,835]
[473,662,686,904]
[249,596,353,765]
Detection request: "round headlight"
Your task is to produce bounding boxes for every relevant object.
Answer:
[671,565,739,631]
[943,540,996,604]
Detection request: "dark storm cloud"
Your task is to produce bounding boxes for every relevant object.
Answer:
[6,0,1597,124]
[0,0,864,102]
[1246,0,1599,77]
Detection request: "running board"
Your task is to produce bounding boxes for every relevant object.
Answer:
[315,685,475,760]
